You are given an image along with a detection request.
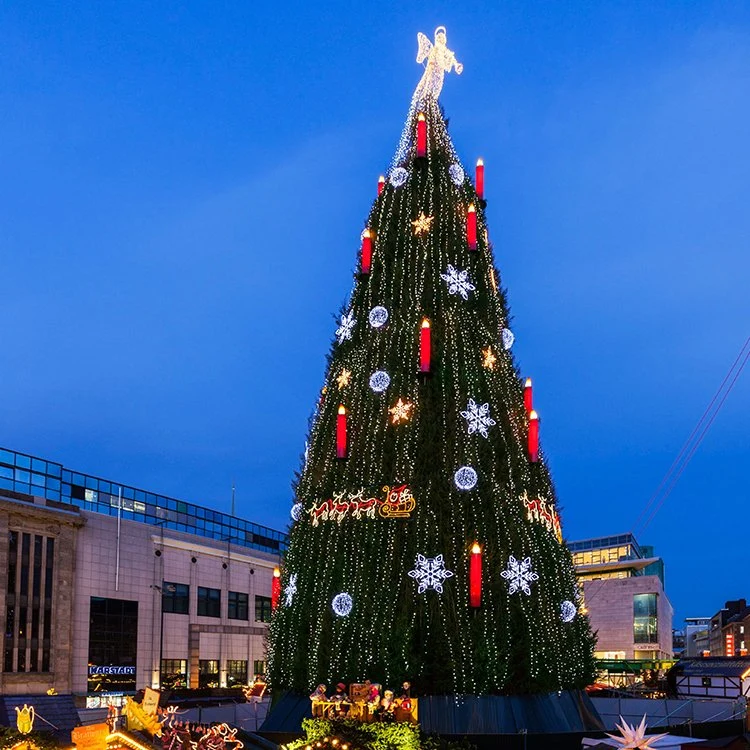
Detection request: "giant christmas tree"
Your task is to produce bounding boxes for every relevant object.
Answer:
[268,27,596,697]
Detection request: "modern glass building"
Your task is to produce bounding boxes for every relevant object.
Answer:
[0,446,287,556]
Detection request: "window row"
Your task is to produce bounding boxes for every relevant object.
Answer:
[160,658,267,689]
[162,583,273,623]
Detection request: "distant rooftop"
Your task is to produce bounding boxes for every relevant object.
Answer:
[567,533,641,555]
[0,446,288,556]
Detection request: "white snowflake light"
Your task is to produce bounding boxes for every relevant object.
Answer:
[561,600,577,623]
[449,163,464,186]
[369,370,391,393]
[501,555,539,596]
[454,466,478,491]
[389,167,409,187]
[441,264,476,300]
[368,306,389,328]
[290,502,303,522]
[408,554,454,594]
[335,311,356,344]
[460,398,496,438]
[332,592,353,617]
[284,573,298,607]
[502,328,515,350]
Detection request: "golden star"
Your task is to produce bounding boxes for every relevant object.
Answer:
[482,346,497,370]
[411,212,434,235]
[389,398,413,424]
[336,368,352,389]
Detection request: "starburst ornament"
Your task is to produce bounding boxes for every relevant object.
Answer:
[412,212,434,235]
[284,573,297,607]
[389,398,413,423]
[441,264,475,300]
[482,346,497,370]
[501,555,539,596]
[408,554,454,593]
[461,398,496,438]
[606,716,667,750]
[335,311,356,344]
[336,369,352,389]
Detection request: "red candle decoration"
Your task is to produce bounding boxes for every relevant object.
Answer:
[378,175,385,196]
[336,405,348,459]
[476,158,485,199]
[361,229,372,275]
[271,567,281,610]
[528,410,539,463]
[523,377,533,413]
[469,542,482,608]
[467,203,477,250]
[416,113,426,158]
[420,318,431,373]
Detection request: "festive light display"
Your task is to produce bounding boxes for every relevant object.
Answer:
[475,158,485,199]
[290,502,303,522]
[285,573,298,607]
[268,31,596,698]
[469,543,482,608]
[416,113,426,157]
[502,328,515,350]
[419,319,431,373]
[524,377,533,412]
[336,405,347,459]
[412,212,434,235]
[337,369,352,389]
[360,229,372,275]
[454,465,478,491]
[332,592,353,617]
[561,600,576,623]
[408,554,454,593]
[369,370,391,393]
[528,410,540,462]
[467,203,477,250]
[271,567,281,610]
[378,175,385,195]
[368,305,389,328]
[414,27,463,104]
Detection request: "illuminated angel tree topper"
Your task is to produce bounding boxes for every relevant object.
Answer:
[268,26,596,696]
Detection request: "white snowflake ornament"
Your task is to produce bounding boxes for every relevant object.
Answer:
[408,554,454,594]
[335,311,356,344]
[284,573,298,607]
[501,555,539,596]
[460,398,496,438]
[441,264,476,300]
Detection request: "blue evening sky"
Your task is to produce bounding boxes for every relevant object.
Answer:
[1,1,748,624]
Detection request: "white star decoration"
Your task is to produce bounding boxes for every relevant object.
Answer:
[441,264,476,300]
[501,555,539,596]
[335,311,356,344]
[284,573,297,607]
[408,554,454,593]
[460,398,496,438]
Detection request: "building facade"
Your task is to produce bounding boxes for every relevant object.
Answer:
[568,533,673,661]
[0,446,288,701]
[709,600,750,657]
[684,617,711,658]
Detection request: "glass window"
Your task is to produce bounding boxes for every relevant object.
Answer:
[228,591,248,621]
[227,660,248,687]
[161,659,187,689]
[162,582,189,614]
[198,659,220,688]
[88,597,138,692]
[197,587,221,618]
[633,593,658,644]
[253,660,267,678]
[15,454,30,469]
[255,596,272,624]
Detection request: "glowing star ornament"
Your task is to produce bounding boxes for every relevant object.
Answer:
[284,573,298,607]
[482,346,497,370]
[336,369,352,389]
[335,311,356,344]
[461,398,496,438]
[606,716,667,750]
[332,592,353,617]
[502,328,515,350]
[412,212,434,235]
[369,370,391,393]
[561,600,577,623]
[290,502,303,522]
[389,398,413,424]
[454,466,478,491]
[501,555,539,596]
[441,264,475,300]
[414,26,463,104]
[368,305,389,328]
[390,167,409,187]
[408,554,454,593]
[449,163,464,186]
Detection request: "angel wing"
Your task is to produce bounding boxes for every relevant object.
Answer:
[416,32,432,64]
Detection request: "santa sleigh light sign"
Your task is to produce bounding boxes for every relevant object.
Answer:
[308,484,416,526]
